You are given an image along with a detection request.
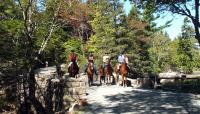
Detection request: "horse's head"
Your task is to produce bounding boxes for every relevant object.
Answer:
[87,62,94,73]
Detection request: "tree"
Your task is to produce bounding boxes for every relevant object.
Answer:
[125,5,152,76]
[130,0,200,45]
[148,32,171,73]
[86,0,126,62]
[176,17,194,73]
[59,0,93,41]
[8,0,67,113]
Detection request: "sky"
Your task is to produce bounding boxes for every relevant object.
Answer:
[123,1,184,40]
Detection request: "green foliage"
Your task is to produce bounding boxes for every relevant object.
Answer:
[126,5,155,76]
[177,38,193,73]
[87,0,126,65]
[176,18,194,74]
[62,38,86,68]
[132,0,200,46]
[148,32,171,73]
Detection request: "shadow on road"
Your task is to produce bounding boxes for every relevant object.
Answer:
[85,88,200,114]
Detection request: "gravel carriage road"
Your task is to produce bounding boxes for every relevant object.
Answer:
[85,83,200,114]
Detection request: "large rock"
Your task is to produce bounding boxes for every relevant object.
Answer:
[134,78,153,89]
[159,71,185,85]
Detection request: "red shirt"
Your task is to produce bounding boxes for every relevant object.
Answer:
[69,52,78,62]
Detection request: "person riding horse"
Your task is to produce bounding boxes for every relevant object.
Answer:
[116,52,130,86]
[84,53,98,75]
[103,52,111,70]
[68,49,78,67]
[117,52,129,72]
[68,49,79,77]
[102,52,113,85]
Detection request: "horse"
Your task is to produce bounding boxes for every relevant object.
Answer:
[98,63,113,85]
[115,63,128,87]
[68,61,79,78]
[98,65,105,85]
[104,63,113,85]
[86,62,94,86]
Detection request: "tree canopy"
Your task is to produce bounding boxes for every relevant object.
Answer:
[130,0,200,45]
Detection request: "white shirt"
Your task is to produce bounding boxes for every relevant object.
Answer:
[103,55,110,63]
[118,54,125,63]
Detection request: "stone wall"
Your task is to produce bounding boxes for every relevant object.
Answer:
[65,77,86,99]
[34,65,87,112]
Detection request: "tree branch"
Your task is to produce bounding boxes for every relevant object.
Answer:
[172,4,194,19]
[183,3,192,18]
[38,1,62,54]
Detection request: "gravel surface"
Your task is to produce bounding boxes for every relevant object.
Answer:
[85,84,200,114]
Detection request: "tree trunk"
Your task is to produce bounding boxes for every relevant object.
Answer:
[194,0,200,45]
[28,64,46,113]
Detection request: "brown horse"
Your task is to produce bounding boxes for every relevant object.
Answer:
[104,64,113,85]
[115,63,128,87]
[98,64,113,85]
[68,61,79,78]
[98,65,105,85]
[86,62,94,86]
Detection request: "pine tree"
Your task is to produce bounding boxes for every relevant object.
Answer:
[177,17,194,73]
[86,0,126,64]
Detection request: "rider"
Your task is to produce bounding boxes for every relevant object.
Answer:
[103,52,111,69]
[84,53,98,75]
[118,52,130,72]
[117,52,125,70]
[68,49,79,68]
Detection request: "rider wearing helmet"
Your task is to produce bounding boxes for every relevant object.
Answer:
[68,49,78,67]
[84,53,98,75]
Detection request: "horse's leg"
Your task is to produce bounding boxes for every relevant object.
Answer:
[106,75,108,85]
[122,74,124,87]
[107,75,110,85]
[108,75,111,85]
[126,76,128,87]
[99,75,102,85]
[116,73,119,85]
[88,75,91,87]
[116,71,119,85]
[105,75,107,85]
[88,76,90,87]
[91,74,93,85]
[116,73,119,83]
[109,75,111,85]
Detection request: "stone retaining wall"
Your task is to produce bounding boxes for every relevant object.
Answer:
[34,65,87,112]
[64,76,87,99]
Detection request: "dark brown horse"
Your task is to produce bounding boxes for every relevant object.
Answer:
[115,63,128,87]
[104,64,113,85]
[68,61,79,78]
[98,65,105,85]
[86,62,94,86]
